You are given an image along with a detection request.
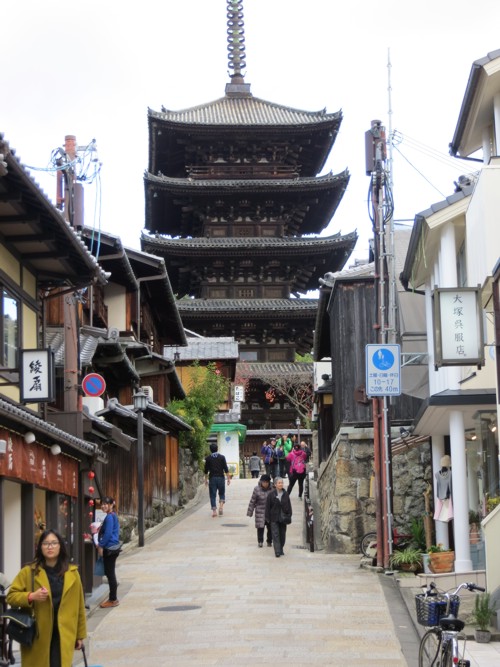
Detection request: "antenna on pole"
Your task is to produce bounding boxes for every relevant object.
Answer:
[387,48,397,344]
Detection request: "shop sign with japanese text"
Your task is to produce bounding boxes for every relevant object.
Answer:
[433,287,484,368]
[20,348,55,402]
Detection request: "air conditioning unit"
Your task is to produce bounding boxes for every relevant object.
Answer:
[141,386,154,402]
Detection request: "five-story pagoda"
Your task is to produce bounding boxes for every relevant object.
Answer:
[142,0,357,436]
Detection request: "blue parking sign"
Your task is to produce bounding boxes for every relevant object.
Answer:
[365,344,401,396]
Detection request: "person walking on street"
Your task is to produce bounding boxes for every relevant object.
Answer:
[248,451,261,478]
[7,529,87,667]
[287,442,308,498]
[275,433,292,478]
[265,477,292,557]
[98,496,121,608]
[247,474,274,547]
[204,443,232,517]
[261,439,275,477]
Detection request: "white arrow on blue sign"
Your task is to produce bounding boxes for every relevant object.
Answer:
[365,344,401,396]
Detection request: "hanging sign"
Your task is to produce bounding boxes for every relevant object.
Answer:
[20,348,55,403]
[433,287,484,368]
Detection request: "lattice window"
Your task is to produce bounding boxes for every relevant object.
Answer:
[238,288,255,298]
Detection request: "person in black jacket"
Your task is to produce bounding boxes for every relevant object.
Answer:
[204,443,232,517]
[265,477,292,557]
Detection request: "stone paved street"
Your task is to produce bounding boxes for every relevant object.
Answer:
[81,479,409,666]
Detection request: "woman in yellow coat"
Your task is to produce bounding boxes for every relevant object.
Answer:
[7,529,87,667]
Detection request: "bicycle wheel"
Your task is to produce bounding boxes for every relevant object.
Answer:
[419,629,441,666]
[360,532,377,557]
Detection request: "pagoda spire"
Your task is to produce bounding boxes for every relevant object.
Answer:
[225,0,251,96]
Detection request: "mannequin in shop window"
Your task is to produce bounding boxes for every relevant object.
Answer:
[434,454,453,522]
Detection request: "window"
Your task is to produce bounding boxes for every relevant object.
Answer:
[239,350,258,361]
[1,287,19,368]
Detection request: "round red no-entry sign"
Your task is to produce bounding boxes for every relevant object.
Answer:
[82,373,106,397]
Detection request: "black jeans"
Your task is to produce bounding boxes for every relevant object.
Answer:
[103,551,119,601]
[251,470,259,478]
[287,472,306,497]
[270,521,287,555]
[257,523,272,544]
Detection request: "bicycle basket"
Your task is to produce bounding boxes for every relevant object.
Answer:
[415,593,460,626]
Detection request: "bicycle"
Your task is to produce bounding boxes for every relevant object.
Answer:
[360,527,412,558]
[416,580,485,666]
[0,575,15,666]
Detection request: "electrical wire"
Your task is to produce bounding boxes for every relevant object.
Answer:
[392,143,447,198]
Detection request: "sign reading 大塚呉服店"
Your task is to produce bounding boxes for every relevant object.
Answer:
[433,287,484,369]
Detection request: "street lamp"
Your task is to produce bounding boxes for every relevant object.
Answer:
[295,416,301,446]
[133,389,148,547]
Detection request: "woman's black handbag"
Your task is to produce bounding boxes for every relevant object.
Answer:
[3,609,36,647]
[104,541,123,557]
[2,567,37,647]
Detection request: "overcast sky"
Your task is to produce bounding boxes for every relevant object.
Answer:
[2,0,500,264]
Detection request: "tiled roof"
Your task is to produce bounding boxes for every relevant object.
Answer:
[0,133,108,288]
[237,361,313,376]
[149,96,341,127]
[145,170,348,193]
[0,397,102,458]
[141,231,357,253]
[177,298,318,314]
[163,337,239,362]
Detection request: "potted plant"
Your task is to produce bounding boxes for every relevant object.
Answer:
[428,544,455,573]
[469,510,481,544]
[390,547,422,572]
[408,517,431,573]
[469,592,496,643]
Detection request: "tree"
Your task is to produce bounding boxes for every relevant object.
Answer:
[236,361,313,426]
[168,362,230,465]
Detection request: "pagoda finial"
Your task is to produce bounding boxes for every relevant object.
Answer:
[227,0,246,78]
[225,0,251,96]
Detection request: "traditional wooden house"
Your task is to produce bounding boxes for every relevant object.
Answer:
[313,230,428,553]
[141,0,357,437]
[0,133,109,583]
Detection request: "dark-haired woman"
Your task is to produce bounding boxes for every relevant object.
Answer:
[7,529,86,667]
[97,496,121,608]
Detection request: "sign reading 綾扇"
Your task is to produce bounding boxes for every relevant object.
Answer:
[20,348,55,403]
[433,287,484,368]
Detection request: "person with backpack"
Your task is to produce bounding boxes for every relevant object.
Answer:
[248,451,261,478]
[261,438,276,477]
[286,442,308,498]
[275,433,292,478]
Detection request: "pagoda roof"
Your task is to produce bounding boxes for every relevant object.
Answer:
[141,232,357,296]
[177,298,317,315]
[148,97,343,179]
[145,170,349,236]
[141,231,356,253]
[149,96,341,129]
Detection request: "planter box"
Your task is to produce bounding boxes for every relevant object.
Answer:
[429,551,454,574]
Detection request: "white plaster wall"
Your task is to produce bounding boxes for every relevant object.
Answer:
[104,283,127,331]
[3,481,21,583]
[466,164,500,285]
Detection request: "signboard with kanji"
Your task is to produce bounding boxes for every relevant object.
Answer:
[433,287,484,368]
[20,348,55,403]
[365,344,401,396]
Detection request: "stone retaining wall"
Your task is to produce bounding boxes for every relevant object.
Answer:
[317,428,431,553]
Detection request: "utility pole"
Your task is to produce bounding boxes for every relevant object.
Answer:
[365,119,394,570]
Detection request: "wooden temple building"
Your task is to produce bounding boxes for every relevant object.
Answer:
[141,1,357,444]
